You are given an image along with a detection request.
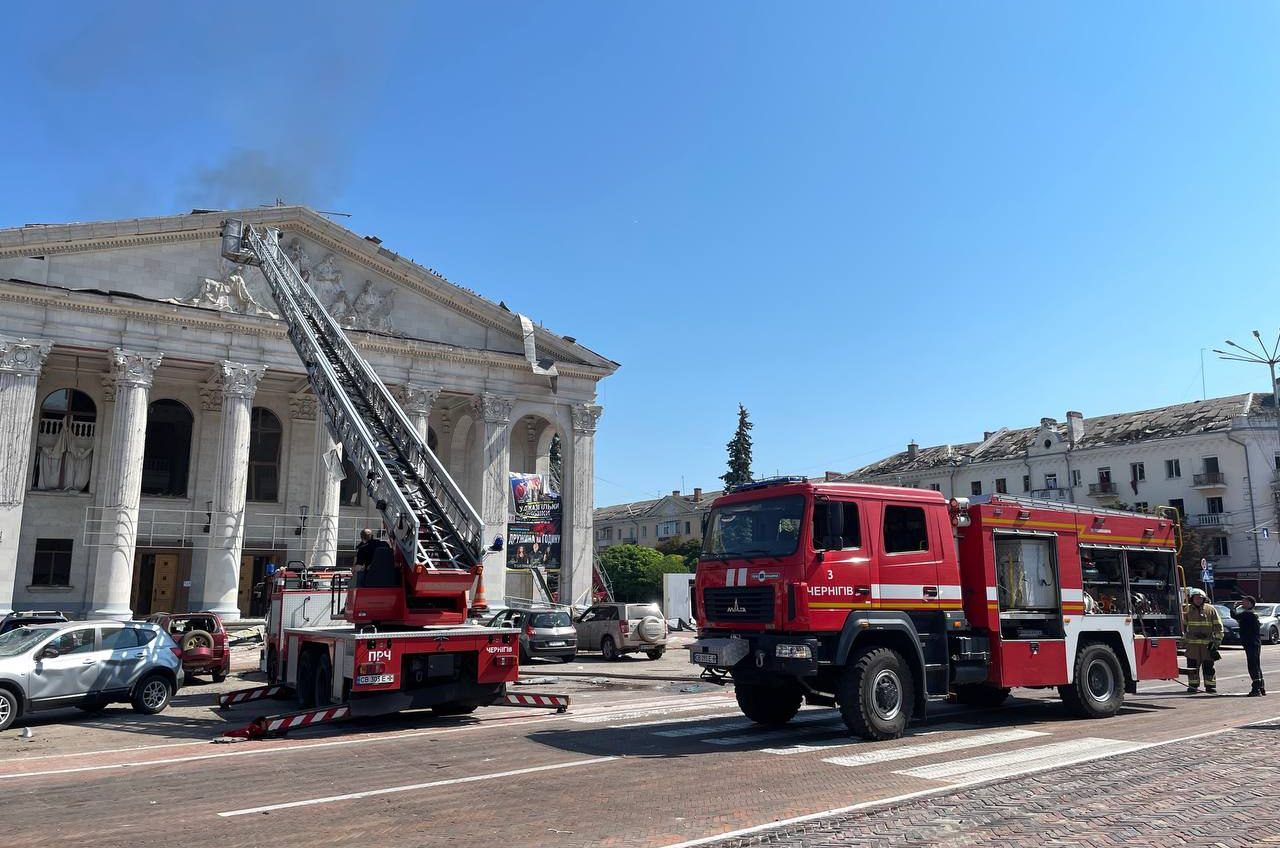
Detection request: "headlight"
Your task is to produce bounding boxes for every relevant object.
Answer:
[775,644,812,659]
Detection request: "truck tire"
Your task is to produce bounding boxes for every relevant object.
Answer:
[313,651,335,707]
[1060,642,1124,719]
[953,684,1011,708]
[838,646,914,741]
[734,681,802,727]
[295,650,316,709]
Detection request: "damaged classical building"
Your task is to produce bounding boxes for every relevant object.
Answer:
[848,395,1280,597]
[0,207,616,619]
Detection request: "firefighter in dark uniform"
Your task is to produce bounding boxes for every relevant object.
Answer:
[1183,588,1224,694]
[1236,595,1267,696]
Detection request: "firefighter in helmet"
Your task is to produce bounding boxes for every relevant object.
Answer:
[1183,588,1224,694]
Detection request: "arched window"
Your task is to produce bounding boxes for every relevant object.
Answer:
[141,400,193,497]
[339,458,363,507]
[246,407,282,502]
[33,389,96,492]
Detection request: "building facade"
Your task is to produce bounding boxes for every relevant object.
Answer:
[594,488,717,551]
[847,395,1280,597]
[0,207,616,620]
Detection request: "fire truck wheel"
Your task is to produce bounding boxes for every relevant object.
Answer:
[734,681,802,727]
[313,652,336,707]
[295,650,317,709]
[601,636,621,661]
[953,684,1011,708]
[839,646,914,741]
[1061,643,1124,719]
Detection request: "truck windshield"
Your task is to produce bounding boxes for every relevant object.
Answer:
[702,495,805,559]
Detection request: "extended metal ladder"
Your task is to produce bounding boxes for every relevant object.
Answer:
[220,219,483,571]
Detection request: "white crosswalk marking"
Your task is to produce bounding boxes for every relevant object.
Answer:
[613,711,743,729]
[701,712,842,745]
[571,702,733,724]
[761,723,981,756]
[896,737,1146,784]
[821,728,1046,767]
[656,709,838,739]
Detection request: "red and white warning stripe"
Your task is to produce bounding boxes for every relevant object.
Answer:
[218,685,288,709]
[261,705,351,734]
[503,692,570,710]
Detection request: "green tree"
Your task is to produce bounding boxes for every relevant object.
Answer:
[597,544,692,602]
[656,536,702,569]
[721,403,754,490]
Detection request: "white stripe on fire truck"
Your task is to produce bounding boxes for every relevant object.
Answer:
[872,584,964,601]
[986,587,999,602]
[1061,589,1083,602]
[724,567,748,587]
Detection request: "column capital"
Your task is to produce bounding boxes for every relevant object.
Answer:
[219,361,266,400]
[0,338,52,376]
[473,392,514,425]
[396,384,441,417]
[571,403,603,434]
[103,349,162,402]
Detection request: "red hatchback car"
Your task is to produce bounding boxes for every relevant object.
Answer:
[146,612,230,682]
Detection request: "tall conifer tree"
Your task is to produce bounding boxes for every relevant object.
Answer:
[721,404,754,489]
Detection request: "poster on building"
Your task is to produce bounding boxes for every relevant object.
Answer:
[507,472,561,570]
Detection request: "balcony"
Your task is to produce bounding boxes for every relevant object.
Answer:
[1029,488,1069,501]
[1189,513,1232,530]
[1088,482,1119,497]
[1192,472,1227,489]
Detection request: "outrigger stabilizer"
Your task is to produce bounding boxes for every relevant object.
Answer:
[215,684,570,741]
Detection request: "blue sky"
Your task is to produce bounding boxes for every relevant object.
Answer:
[3,2,1278,505]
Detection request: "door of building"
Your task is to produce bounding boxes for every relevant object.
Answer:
[131,552,179,616]
[239,552,283,618]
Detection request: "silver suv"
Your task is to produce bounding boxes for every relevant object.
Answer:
[575,602,668,661]
[0,620,183,732]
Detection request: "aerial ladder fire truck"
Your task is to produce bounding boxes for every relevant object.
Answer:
[215,220,567,739]
[690,478,1185,740]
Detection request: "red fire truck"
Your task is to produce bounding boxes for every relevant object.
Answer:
[690,478,1183,740]
[214,220,567,739]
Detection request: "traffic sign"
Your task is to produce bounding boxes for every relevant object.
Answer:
[1201,562,1215,585]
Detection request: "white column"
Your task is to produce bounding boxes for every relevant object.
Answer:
[473,393,513,607]
[90,348,163,620]
[0,338,53,616]
[565,403,603,607]
[309,413,343,569]
[398,385,440,445]
[196,361,265,620]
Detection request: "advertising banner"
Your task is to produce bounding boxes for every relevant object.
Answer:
[508,472,561,570]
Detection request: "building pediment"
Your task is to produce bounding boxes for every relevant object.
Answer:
[0,206,616,375]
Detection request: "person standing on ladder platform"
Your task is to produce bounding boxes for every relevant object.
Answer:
[1184,588,1224,694]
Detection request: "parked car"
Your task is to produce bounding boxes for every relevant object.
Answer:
[0,611,68,635]
[0,620,182,732]
[145,612,230,682]
[1213,605,1240,644]
[575,602,668,661]
[485,607,577,662]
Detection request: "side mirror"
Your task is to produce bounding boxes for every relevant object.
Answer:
[39,646,60,660]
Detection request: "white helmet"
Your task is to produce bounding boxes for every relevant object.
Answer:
[1187,588,1208,601]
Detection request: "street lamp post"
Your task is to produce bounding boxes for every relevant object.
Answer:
[1214,329,1280,597]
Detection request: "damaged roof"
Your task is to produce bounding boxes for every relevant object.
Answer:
[850,393,1275,478]
[594,490,723,521]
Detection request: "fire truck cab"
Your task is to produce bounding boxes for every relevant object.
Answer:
[690,478,1183,740]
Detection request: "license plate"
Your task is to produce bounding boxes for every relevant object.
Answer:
[356,674,395,685]
[545,641,567,647]
[692,652,719,665]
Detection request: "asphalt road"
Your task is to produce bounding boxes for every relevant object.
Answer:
[2,643,1278,848]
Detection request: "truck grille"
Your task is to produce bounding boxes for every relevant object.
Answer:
[703,586,774,623]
